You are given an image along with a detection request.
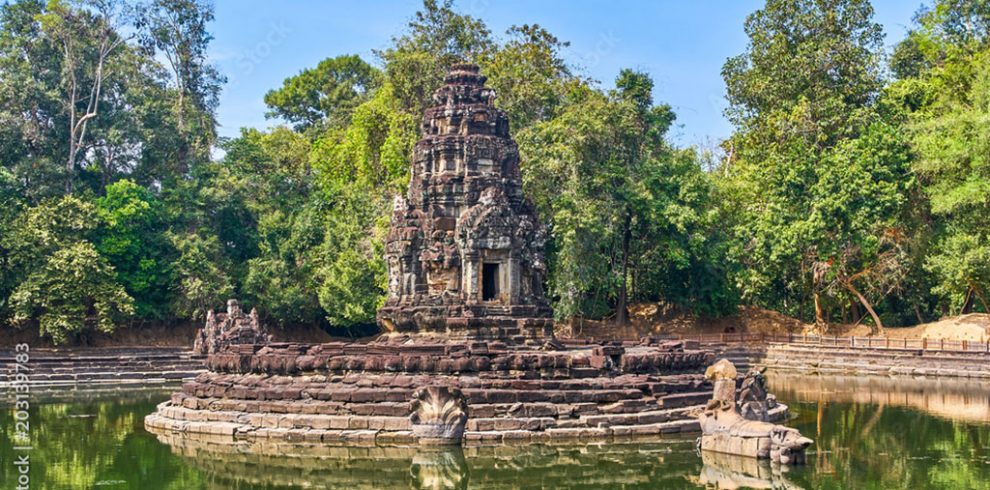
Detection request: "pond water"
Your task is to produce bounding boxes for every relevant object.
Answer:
[2,374,989,489]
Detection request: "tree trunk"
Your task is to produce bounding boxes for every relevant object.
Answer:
[972,285,990,314]
[615,209,632,326]
[843,281,883,334]
[962,286,975,314]
[814,292,826,330]
[176,88,190,175]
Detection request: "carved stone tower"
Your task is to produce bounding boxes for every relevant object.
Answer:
[377,63,553,339]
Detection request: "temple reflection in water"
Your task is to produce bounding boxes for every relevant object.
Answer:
[144,373,990,489]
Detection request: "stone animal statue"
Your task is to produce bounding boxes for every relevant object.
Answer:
[697,359,812,465]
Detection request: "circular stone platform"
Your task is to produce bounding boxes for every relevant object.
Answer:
[145,337,794,445]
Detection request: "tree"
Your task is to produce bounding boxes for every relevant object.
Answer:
[518,70,725,325]
[885,0,990,315]
[10,241,133,344]
[221,127,324,325]
[264,54,381,132]
[136,0,224,175]
[166,230,234,320]
[722,0,884,147]
[480,24,576,129]
[315,186,390,329]
[0,0,67,200]
[376,0,494,117]
[4,195,134,343]
[906,56,990,312]
[38,0,133,193]
[720,0,912,332]
[96,179,174,318]
[308,83,417,328]
[0,168,24,322]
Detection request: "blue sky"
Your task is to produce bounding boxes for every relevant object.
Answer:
[209,0,924,147]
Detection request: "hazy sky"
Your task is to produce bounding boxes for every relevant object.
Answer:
[209,0,923,147]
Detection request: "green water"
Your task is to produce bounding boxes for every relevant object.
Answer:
[1,375,989,489]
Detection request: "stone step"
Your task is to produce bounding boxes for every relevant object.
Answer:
[656,391,711,409]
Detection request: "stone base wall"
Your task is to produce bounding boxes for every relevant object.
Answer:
[204,339,712,376]
[146,339,728,444]
[713,343,990,379]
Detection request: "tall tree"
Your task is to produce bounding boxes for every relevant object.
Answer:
[264,54,381,132]
[517,70,723,325]
[889,0,990,314]
[376,0,494,117]
[480,24,576,129]
[137,0,224,175]
[38,0,132,193]
[722,0,909,332]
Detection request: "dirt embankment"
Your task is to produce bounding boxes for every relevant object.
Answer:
[561,304,808,339]
[835,314,990,342]
[562,302,990,342]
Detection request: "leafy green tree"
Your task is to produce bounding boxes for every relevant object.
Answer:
[480,24,576,129]
[221,127,323,325]
[264,54,381,132]
[722,0,884,146]
[10,241,133,344]
[166,230,234,321]
[308,84,417,328]
[519,70,727,324]
[720,0,915,331]
[95,179,174,318]
[136,0,224,175]
[0,168,24,322]
[377,0,494,117]
[3,195,133,343]
[885,1,990,315]
[314,186,390,328]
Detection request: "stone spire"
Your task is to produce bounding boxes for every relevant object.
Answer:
[377,63,553,340]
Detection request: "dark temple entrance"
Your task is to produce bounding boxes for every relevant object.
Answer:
[482,263,500,301]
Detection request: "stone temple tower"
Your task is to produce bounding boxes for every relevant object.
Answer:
[377,63,554,339]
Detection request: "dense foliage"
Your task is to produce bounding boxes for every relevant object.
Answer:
[1,0,987,344]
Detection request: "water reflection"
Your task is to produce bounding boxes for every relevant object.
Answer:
[0,387,205,490]
[771,373,990,490]
[411,448,469,490]
[3,375,990,489]
[769,372,990,424]
[698,451,803,489]
[147,429,705,489]
[151,428,816,489]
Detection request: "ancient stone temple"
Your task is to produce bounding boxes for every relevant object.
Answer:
[146,65,740,449]
[377,63,553,340]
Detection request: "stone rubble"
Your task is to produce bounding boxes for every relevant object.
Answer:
[193,299,271,356]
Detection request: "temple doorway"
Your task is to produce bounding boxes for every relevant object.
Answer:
[482,263,500,301]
